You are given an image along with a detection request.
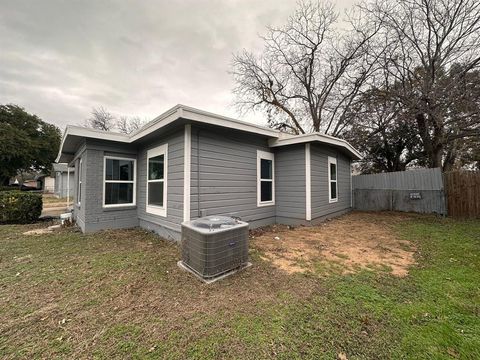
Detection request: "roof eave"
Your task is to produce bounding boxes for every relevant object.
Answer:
[55,126,129,163]
[268,134,362,160]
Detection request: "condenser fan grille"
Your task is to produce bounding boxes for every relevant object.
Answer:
[192,216,237,229]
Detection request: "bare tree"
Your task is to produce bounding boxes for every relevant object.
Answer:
[117,116,146,134]
[84,107,147,134]
[85,106,115,131]
[231,0,382,135]
[361,0,480,168]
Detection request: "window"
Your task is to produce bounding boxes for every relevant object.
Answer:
[146,144,167,217]
[257,150,275,206]
[77,158,82,205]
[328,156,338,203]
[103,156,136,207]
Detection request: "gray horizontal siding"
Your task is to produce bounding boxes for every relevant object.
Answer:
[190,126,275,227]
[311,144,352,219]
[137,129,184,236]
[275,144,306,220]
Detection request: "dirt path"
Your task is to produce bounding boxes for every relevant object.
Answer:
[251,212,417,277]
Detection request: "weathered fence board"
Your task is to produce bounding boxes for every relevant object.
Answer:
[353,168,444,190]
[353,168,446,215]
[444,171,480,218]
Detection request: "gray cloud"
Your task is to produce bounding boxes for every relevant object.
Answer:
[0,0,353,129]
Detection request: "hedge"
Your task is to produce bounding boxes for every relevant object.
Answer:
[0,191,43,223]
[0,186,17,192]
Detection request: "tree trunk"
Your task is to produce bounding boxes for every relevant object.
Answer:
[416,113,445,169]
[443,142,458,172]
[431,145,443,168]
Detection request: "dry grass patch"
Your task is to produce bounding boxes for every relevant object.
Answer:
[251,211,416,276]
[1,215,479,359]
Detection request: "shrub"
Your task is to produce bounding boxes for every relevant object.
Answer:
[0,186,17,192]
[0,191,43,223]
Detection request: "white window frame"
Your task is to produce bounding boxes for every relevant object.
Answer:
[77,158,82,206]
[328,156,338,203]
[257,150,275,207]
[103,156,137,208]
[146,144,168,217]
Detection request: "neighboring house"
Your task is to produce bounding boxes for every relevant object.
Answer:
[56,105,361,240]
[52,163,75,198]
[23,179,40,189]
[37,175,55,193]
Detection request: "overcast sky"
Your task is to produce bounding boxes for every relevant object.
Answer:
[0,0,355,129]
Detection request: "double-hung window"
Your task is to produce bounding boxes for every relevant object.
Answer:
[328,156,338,203]
[103,156,136,207]
[257,150,275,206]
[146,144,167,217]
[77,158,82,205]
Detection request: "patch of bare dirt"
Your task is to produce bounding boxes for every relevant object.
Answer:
[251,212,416,277]
[23,224,61,235]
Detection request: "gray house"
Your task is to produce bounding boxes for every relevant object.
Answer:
[56,105,361,240]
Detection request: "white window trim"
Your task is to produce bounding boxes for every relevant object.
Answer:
[103,156,137,208]
[146,144,168,217]
[77,158,82,206]
[328,156,338,203]
[257,150,275,207]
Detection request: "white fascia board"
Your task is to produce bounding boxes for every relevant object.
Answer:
[180,105,280,138]
[55,126,130,163]
[65,125,130,142]
[130,104,279,141]
[55,132,68,163]
[268,133,362,160]
[129,105,182,142]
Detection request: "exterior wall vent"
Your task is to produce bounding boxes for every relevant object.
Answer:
[180,216,249,281]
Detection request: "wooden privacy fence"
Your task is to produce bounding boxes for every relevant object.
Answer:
[444,171,480,218]
[353,168,447,215]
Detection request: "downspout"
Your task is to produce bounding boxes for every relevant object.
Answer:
[183,124,191,222]
[350,159,353,209]
[305,143,312,221]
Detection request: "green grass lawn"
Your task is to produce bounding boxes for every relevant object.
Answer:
[0,214,479,359]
